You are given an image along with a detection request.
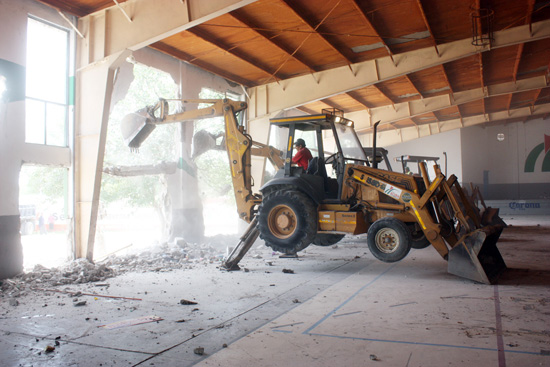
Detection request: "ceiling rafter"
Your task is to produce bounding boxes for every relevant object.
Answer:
[415,0,439,56]
[404,75,425,99]
[186,28,282,82]
[321,99,344,111]
[150,42,252,87]
[372,84,395,106]
[526,0,536,34]
[512,43,525,82]
[506,93,514,116]
[227,11,318,74]
[357,75,548,128]
[349,0,395,63]
[532,88,543,108]
[361,103,550,137]
[345,91,373,110]
[279,0,353,65]
[511,1,536,82]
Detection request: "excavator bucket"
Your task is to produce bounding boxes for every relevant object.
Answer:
[447,226,506,284]
[121,108,156,149]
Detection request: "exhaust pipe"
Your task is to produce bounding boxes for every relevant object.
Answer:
[372,121,380,169]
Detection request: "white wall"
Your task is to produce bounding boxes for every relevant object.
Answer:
[0,0,71,217]
[461,117,550,199]
[383,129,462,181]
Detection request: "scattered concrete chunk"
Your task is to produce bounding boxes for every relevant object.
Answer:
[45,345,55,353]
[8,299,19,306]
[282,268,294,274]
[180,299,198,305]
[73,300,87,307]
[194,347,205,355]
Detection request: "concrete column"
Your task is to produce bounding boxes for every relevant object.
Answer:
[74,50,130,260]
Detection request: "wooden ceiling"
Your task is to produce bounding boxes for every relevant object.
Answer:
[38,0,550,133]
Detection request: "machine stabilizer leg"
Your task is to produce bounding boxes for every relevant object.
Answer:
[221,217,259,271]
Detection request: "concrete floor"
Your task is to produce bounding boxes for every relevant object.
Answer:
[1,215,549,367]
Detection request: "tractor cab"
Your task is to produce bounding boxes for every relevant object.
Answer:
[265,108,369,201]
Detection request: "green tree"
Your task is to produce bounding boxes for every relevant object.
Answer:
[102,64,178,206]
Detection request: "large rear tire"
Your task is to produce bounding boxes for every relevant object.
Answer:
[367,218,412,262]
[313,234,345,247]
[258,190,317,254]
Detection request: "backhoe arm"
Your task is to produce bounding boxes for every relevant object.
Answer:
[121,98,264,222]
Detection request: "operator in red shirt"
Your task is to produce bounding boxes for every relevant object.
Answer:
[292,138,313,170]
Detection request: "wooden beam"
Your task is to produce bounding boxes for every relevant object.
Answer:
[372,84,395,105]
[228,11,318,74]
[512,43,525,82]
[415,0,439,56]
[440,64,455,94]
[350,75,548,130]
[405,74,425,99]
[150,42,252,87]
[532,88,543,107]
[526,0,536,34]
[506,93,514,116]
[248,19,550,119]
[280,0,352,64]
[346,91,373,110]
[186,28,282,81]
[349,0,395,62]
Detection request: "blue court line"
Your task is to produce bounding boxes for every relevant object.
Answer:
[306,332,546,356]
[299,262,546,357]
[303,263,396,335]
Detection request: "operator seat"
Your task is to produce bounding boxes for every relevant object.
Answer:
[307,157,338,198]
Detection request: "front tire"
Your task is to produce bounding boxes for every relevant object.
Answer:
[367,218,412,262]
[408,223,431,249]
[258,190,317,254]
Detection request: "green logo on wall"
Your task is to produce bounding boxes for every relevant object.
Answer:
[524,134,550,172]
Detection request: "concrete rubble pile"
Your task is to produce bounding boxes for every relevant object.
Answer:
[0,234,263,298]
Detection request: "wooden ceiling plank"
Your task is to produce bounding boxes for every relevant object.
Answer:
[532,88,543,107]
[279,0,352,65]
[36,0,89,17]
[248,19,550,118]
[349,0,395,63]
[186,28,281,81]
[405,75,425,99]
[150,42,252,87]
[415,0,439,56]
[346,92,372,110]
[527,0,536,35]
[358,75,548,127]
[440,64,455,94]
[372,84,395,106]
[512,43,525,82]
[228,12,318,73]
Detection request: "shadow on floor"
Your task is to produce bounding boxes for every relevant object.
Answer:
[497,268,550,286]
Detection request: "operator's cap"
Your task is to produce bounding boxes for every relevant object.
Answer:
[294,138,306,147]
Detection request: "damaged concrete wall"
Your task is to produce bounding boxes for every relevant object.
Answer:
[125,48,244,244]
[0,0,72,279]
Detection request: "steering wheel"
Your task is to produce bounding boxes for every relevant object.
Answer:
[325,153,339,165]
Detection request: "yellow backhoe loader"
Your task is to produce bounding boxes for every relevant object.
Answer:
[121,100,506,284]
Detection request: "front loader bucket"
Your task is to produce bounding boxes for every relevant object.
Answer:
[121,108,156,149]
[447,226,506,284]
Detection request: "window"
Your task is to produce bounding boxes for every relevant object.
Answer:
[25,17,69,146]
